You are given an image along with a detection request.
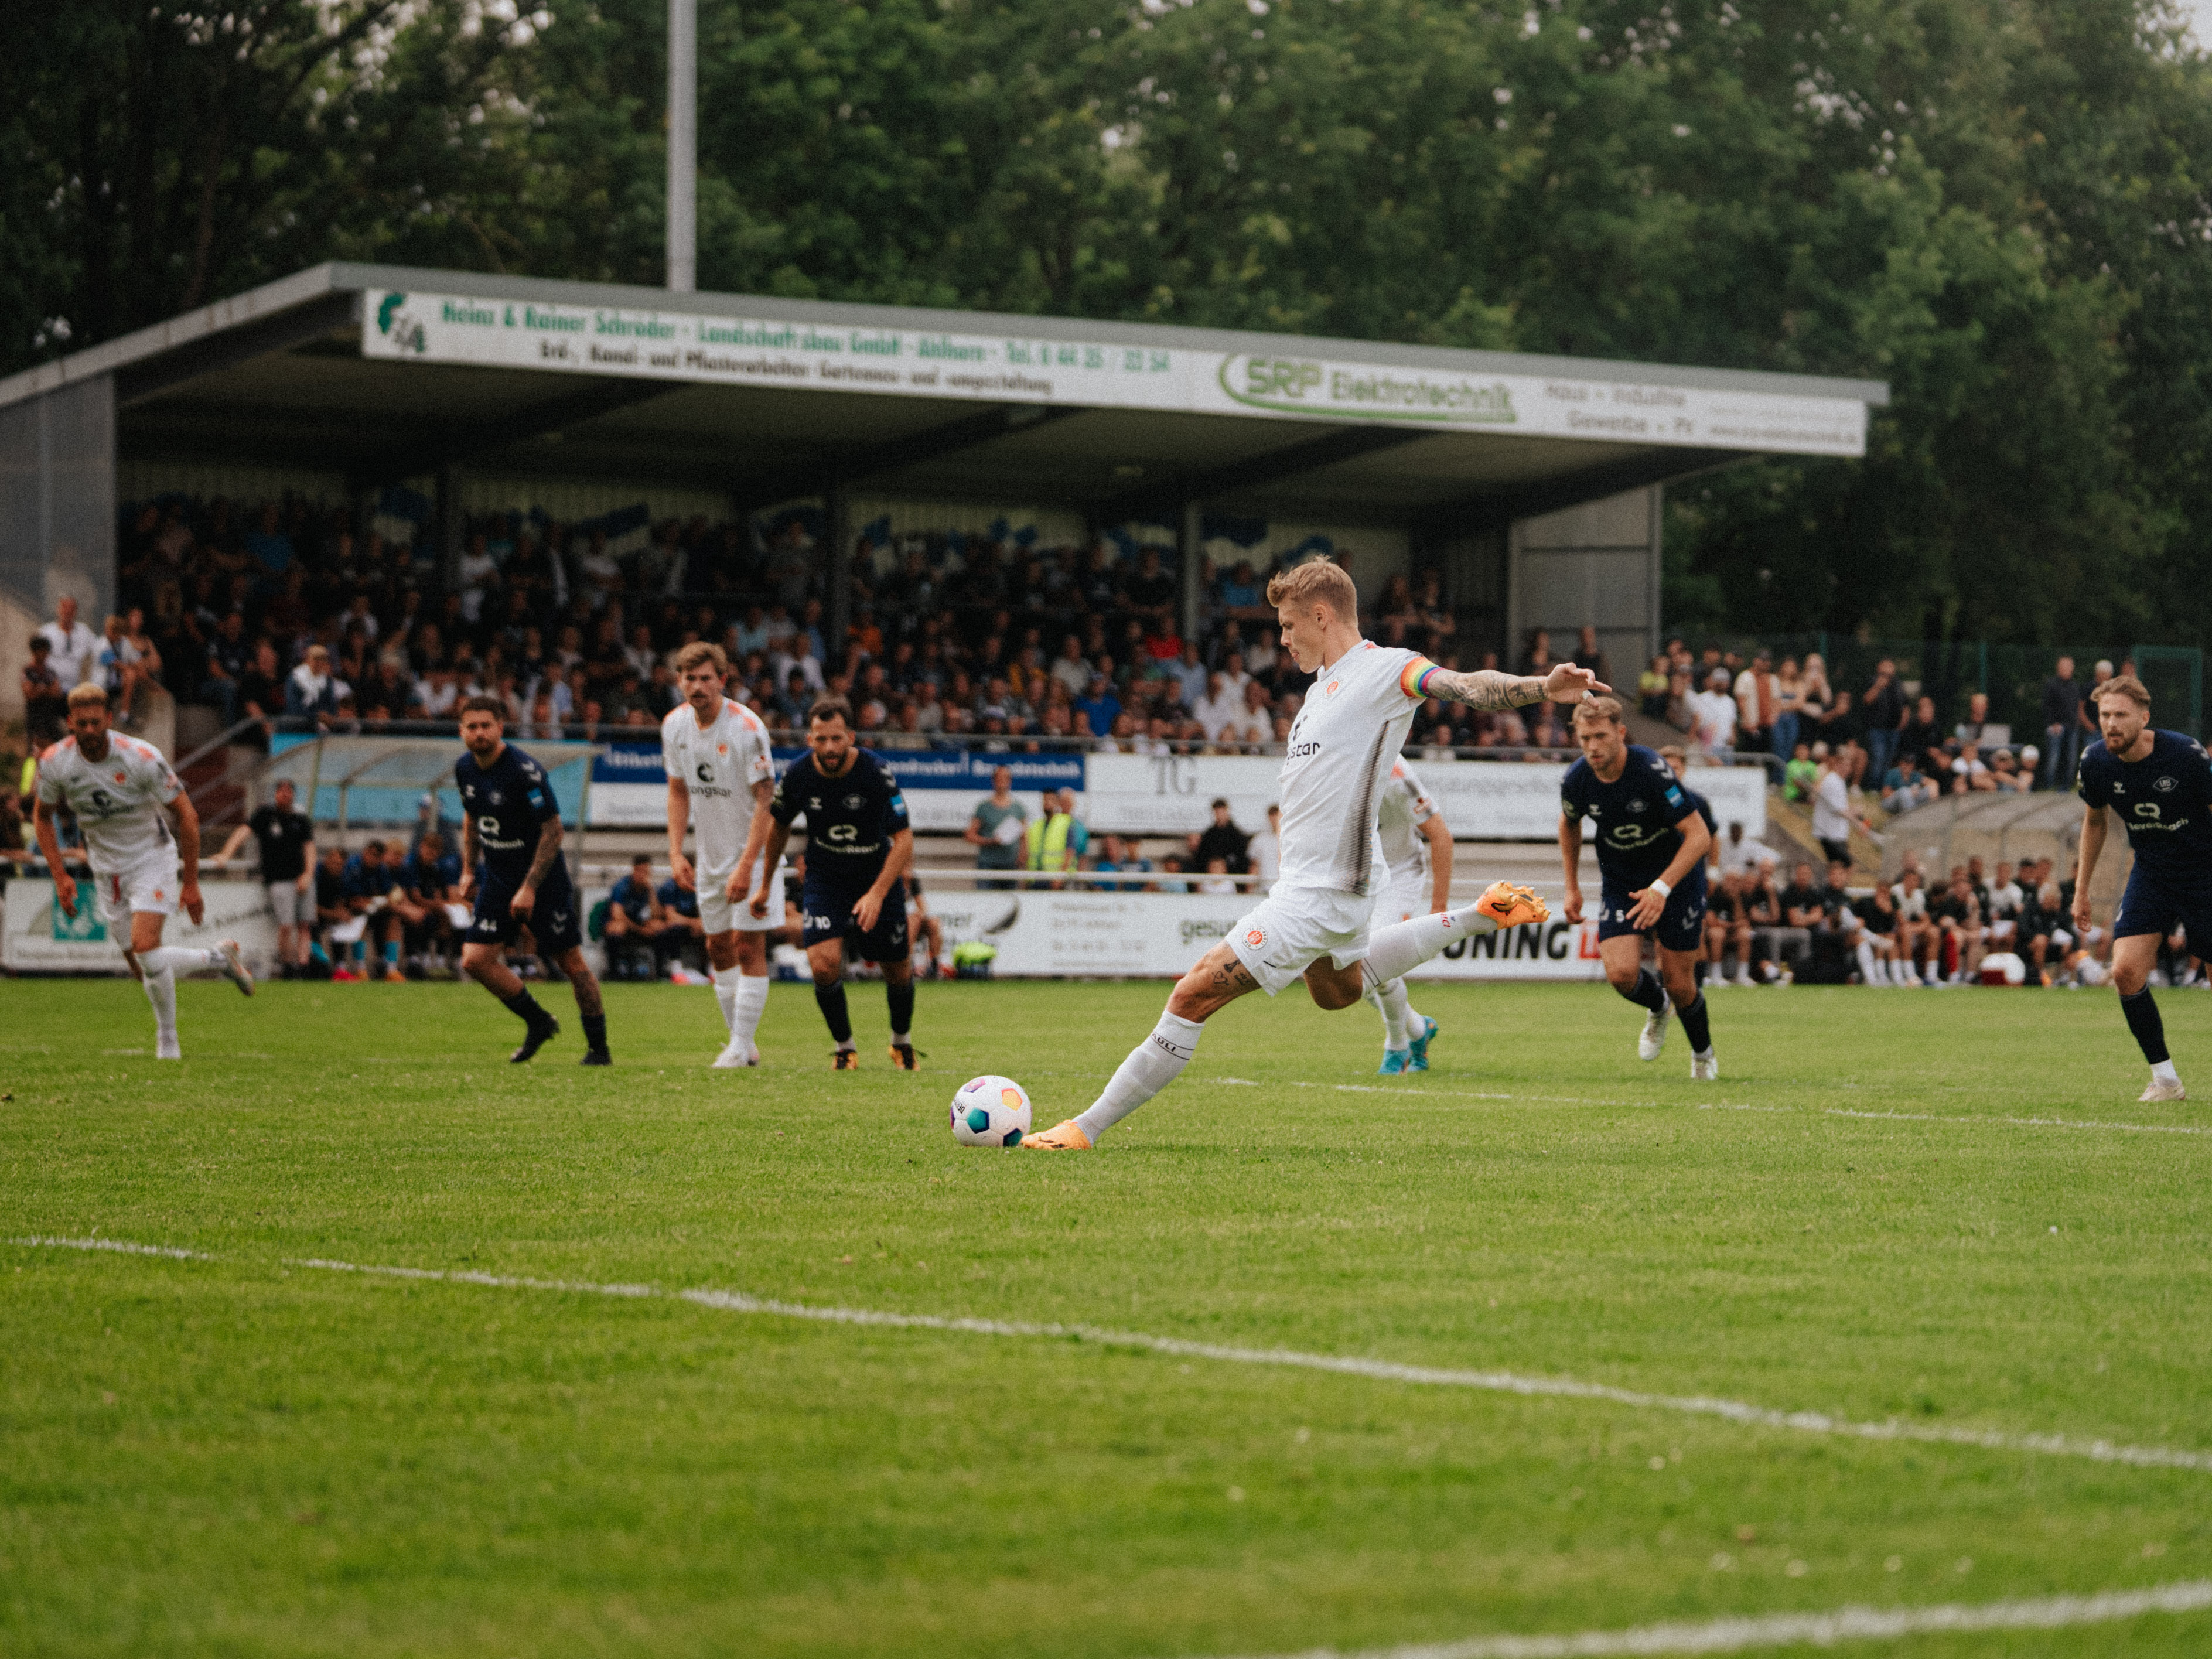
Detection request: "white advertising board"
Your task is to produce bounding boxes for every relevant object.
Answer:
[364,290,1868,458]
[2,879,282,975]
[922,887,1603,982]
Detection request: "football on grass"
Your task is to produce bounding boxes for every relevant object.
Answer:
[951,1075,1033,1146]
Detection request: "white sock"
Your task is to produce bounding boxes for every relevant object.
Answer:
[1366,978,1413,1049]
[712,964,743,1036]
[139,946,216,977]
[142,965,179,1049]
[733,975,769,1049]
[1856,940,1878,984]
[2153,1059,2180,1083]
[1074,1010,1204,1143]
[1360,900,1503,988]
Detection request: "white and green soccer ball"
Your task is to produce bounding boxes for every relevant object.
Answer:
[951,1074,1032,1147]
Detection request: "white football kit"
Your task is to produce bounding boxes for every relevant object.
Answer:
[1228,641,1431,995]
[35,733,186,924]
[1373,758,1443,923]
[663,697,780,933]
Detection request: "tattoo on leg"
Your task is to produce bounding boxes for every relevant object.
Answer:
[1209,957,1257,992]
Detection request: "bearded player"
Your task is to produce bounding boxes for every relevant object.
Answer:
[1023,561,1592,1149]
[32,683,253,1058]
[2072,673,2212,1101]
[663,643,781,1067]
[1369,757,1452,1075]
[1559,696,1716,1077]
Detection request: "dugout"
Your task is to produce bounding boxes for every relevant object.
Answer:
[0,261,1886,728]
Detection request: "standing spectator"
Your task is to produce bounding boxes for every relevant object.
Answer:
[2041,656,2084,788]
[1733,650,1778,755]
[215,778,316,977]
[1572,625,1610,693]
[1194,797,1251,875]
[1249,804,1282,892]
[21,634,68,748]
[1771,657,1807,760]
[36,595,100,689]
[965,765,1027,889]
[1897,694,1945,775]
[1023,787,1088,887]
[1689,667,1737,753]
[1811,747,1869,867]
[1862,658,1905,783]
[1637,654,1671,720]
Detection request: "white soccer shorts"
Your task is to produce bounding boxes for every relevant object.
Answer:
[699,855,784,935]
[1226,882,1374,997]
[93,851,182,928]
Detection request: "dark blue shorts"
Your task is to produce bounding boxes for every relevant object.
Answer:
[466,865,583,957]
[801,874,909,963]
[2114,865,2212,944]
[1596,866,1708,954]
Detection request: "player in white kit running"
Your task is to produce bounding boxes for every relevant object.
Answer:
[1024,561,1601,1149]
[31,684,254,1059]
[1368,758,1453,1074]
[663,643,782,1066]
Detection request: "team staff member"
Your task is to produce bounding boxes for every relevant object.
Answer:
[2073,673,2212,1101]
[216,777,315,976]
[453,695,611,1064]
[1560,695,1718,1077]
[750,695,917,1069]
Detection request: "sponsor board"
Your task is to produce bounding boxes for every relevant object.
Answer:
[926,888,1603,981]
[2,879,281,974]
[366,289,1869,458]
[589,743,1083,831]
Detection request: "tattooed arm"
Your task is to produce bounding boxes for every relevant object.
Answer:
[511,817,564,919]
[1418,660,1610,710]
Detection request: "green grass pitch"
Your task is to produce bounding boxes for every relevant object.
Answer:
[5,972,2211,1657]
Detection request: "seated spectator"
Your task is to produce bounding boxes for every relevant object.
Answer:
[393,830,463,976]
[1849,877,1903,984]
[21,634,68,748]
[603,855,681,979]
[1930,869,1985,983]
[1705,868,1757,986]
[286,643,342,723]
[1949,743,1996,793]
[1984,861,2025,948]
[1881,752,1938,814]
[656,867,706,970]
[1771,859,1824,981]
[1195,798,1251,874]
[1891,867,1935,985]
[340,838,404,982]
[1989,748,2030,791]
[1743,854,1785,982]
[1197,856,1239,895]
[1715,820,1761,879]
[311,844,351,978]
[1898,694,1944,775]
[1638,654,1670,720]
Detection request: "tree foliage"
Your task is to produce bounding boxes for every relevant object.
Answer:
[10,0,2212,644]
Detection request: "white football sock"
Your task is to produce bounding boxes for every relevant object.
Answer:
[142,965,180,1052]
[1856,940,1878,985]
[1366,978,1413,1048]
[1360,901,1503,988]
[1074,1010,1204,1143]
[732,974,770,1049]
[138,946,216,977]
[712,964,743,1035]
[2153,1059,2181,1083]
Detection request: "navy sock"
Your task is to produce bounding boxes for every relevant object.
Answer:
[1677,991,1713,1054]
[501,988,548,1026]
[581,1013,609,1053]
[2122,989,2169,1065]
[887,979,916,1041]
[815,981,853,1043]
[1616,968,1667,1013]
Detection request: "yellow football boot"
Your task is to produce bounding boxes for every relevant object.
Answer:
[1475,880,1549,929]
[1022,1119,1094,1150]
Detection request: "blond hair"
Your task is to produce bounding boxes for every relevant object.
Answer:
[66,682,109,711]
[1572,693,1626,727]
[673,640,729,677]
[2094,673,2151,711]
[1264,559,1358,620]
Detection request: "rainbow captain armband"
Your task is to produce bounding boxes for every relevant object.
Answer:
[1401,657,1442,698]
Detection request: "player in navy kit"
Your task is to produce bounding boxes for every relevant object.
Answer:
[1559,696,1718,1076]
[2072,674,2212,1101]
[750,697,919,1069]
[453,695,611,1064]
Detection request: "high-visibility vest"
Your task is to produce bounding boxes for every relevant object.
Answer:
[1024,812,1073,871]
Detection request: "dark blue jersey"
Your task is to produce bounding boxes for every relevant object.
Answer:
[2077,728,2212,882]
[402,847,462,897]
[770,747,909,885]
[456,741,562,883]
[1561,743,1698,884]
[342,854,397,903]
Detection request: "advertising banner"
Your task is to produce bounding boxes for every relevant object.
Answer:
[364,290,1868,458]
[588,743,1085,832]
[2,879,281,975]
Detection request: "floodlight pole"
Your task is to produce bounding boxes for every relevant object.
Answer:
[667,0,697,293]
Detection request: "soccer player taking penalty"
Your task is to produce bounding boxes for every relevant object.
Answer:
[1559,697,1718,1077]
[453,696,611,1064]
[32,684,253,1059]
[2071,674,2210,1101]
[663,644,781,1067]
[1024,561,1590,1149]
[750,697,920,1069]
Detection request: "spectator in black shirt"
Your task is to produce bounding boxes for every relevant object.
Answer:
[234,641,286,749]
[1119,547,1177,623]
[22,634,67,748]
[1193,798,1251,875]
[216,779,315,973]
[1897,695,1944,776]
[1771,860,1823,980]
[1862,659,1906,782]
[199,610,251,723]
[311,844,350,975]
[2041,656,2084,788]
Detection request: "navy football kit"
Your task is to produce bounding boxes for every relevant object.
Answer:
[1560,743,1709,952]
[456,740,582,955]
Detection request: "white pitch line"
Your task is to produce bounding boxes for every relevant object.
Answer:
[1184,1578,2212,1659]
[12,1235,210,1260]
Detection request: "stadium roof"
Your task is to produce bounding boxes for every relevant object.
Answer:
[0,262,1889,525]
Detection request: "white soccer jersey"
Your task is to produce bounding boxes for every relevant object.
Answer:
[35,733,183,875]
[1275,641,1429,896]
[1375,758,1441,885]
[663,697,774,876]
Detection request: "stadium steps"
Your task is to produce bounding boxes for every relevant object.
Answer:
[1875,788,2131,907]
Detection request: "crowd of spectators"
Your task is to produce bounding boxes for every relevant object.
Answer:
[65,493,1540,761]
[962,767,1282,893]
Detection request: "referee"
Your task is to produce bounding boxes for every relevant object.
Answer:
[217,779,315,977]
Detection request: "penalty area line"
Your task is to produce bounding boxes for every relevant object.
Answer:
[1181,1577,2212,1659]
[13,1237,2208,1479]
